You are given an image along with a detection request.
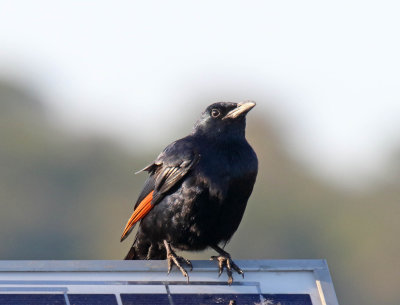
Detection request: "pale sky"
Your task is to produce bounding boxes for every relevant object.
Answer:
[0,0,399,187]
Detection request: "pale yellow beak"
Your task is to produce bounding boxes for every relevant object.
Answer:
[222,101,256,120]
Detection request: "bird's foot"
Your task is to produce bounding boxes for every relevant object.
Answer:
[211,253,244,285]
[163,240,192,282]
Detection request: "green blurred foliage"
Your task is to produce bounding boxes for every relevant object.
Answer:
[0,80,399,305]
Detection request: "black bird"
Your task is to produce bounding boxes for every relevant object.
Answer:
[121,101,258,284]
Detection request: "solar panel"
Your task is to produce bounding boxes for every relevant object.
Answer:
[0,260,338,305]
[120,293,170,305]
[0,294,66,305]
[68,294,119,305]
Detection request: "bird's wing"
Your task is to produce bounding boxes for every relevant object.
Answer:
[120,139,200,242]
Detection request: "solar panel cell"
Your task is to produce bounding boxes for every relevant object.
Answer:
[171,293,261,305]
[67,294,118,305]
[0,294,66,305]
[262,294,313,305]
[121,294,170,305]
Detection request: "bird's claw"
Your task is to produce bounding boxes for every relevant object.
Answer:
[164,240,192,283]
[211,254,244,285]
[167,253,192,283]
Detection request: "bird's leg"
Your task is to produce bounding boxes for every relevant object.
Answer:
[163,240,193,282]
[210,244,244,285]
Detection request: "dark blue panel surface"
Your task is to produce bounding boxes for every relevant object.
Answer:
[0,294,66,305]
[120,293,312,305]
[68,294,118,305]
[121,294,170,305]
[262,294,312,305]
[172,294,312,305]
[172,293,261,305]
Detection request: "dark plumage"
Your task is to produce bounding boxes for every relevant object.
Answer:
[121,101,258,284]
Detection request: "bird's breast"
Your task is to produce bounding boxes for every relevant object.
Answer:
[195,142,258,202]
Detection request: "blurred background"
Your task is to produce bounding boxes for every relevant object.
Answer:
[0,1,399,304]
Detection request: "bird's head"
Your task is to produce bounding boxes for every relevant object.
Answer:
[192,101,256,139]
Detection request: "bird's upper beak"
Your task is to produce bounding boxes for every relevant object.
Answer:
[222,101,256,120]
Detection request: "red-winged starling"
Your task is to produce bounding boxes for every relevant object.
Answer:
[120,101,258,284]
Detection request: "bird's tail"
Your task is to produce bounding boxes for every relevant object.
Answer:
[124,237,166,260]
[124,236,139,260]
[124,246,137,260]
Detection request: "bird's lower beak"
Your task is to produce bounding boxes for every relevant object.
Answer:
[222,101,256,120]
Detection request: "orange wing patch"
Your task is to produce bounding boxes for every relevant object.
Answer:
[120,190,154,242]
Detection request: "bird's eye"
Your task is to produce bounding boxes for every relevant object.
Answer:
[211,109,220,118]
